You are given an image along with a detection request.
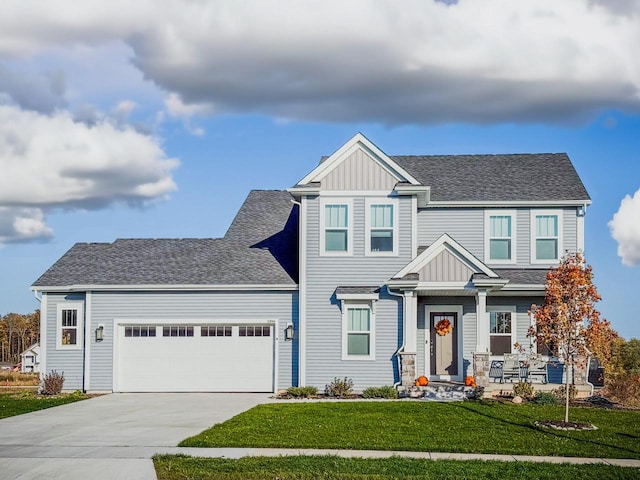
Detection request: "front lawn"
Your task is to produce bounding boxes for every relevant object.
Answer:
[154,455,640,480]
[0,391,89,419]
[179,401,640,459]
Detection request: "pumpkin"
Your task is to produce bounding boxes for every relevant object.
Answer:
[416,375,429,386]
[465,376,476,387]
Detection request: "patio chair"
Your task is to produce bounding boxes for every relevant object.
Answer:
[501,353,521,383]
[527,353,548,384]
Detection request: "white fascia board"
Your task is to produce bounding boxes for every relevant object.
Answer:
[426,200,592,208]
[297,133,421,186]
[394,233,498,279]
[287,185,321,197]
[335,293,380,301]
[31,284,299,292]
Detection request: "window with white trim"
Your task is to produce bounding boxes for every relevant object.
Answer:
[485,211,516,263]
[366,200,398,255]
[532,211,561,262]
[488,306,516,356]
[56,303,83,349]
[342,303,375,360]
[320,198,353,255]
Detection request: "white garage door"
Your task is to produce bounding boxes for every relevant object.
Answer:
[116,323,274,392]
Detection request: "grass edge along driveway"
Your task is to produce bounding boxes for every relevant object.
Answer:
[179,401,640,459]
[154,455,640,480]
[0,391,89,419]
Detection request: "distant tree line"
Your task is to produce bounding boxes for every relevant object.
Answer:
[0,310,40,364]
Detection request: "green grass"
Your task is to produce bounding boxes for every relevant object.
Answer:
[179,401,640,459]
[0,391,89,419]
[154,455,640,480]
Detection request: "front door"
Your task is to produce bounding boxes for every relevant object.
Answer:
[430,312,459,377]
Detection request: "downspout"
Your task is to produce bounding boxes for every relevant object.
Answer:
[33,290,42,303]
[387,287,405,388]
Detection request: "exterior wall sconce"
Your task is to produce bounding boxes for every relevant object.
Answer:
[95,325,104,342]
[284,324,294,341]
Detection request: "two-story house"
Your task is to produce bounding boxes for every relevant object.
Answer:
[31,134,590,393]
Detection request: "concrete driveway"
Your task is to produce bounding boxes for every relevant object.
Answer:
[0,393,271,480]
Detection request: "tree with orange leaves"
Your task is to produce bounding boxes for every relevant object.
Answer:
[529,252,616,423]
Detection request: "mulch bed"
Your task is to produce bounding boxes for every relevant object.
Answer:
[535,420,598,431]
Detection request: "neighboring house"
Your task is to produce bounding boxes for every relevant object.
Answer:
[31,133,590,393]
[20,343,40,373]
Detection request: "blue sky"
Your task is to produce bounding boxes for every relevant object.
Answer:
[0,0,639,339]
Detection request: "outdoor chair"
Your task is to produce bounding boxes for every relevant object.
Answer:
[501,353,521,383]
[527,353,548,383]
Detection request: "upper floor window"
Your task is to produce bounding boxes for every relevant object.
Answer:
[366,200,398,255]
[485,211,516,263]
[320,199,352,255]
[531,210,562,263]
[56,302,83,350]
[342,303,375,360]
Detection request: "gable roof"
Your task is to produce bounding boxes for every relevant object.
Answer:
[392,153,590,203]
[32,190,298,289]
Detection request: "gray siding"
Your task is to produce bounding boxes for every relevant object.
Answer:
[418,207,581,269]
[87,290,297,391]
[322,149,397,190]
[417,208,483,258]
[304,195,412,390]
[44,292,86,391]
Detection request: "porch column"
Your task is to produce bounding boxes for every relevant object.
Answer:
[475,289,490,353]
[401,291,418,386]
[404,291,417,353]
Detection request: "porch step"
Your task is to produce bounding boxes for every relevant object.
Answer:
[398,384,475,402]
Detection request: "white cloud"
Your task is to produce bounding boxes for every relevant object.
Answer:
[609,189,640,266]
[0,105,178,243]
[0,0,638,125]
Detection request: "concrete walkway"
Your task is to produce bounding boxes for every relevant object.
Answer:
[1,394,639,479]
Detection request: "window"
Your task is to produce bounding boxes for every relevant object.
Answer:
[488,307,515,356]
[532,211,561,262]
[485,211,516,263]
[162,325,194,337]
[342,304,375,360]
[56,303,83,349]
[201,325,232,337]
[238,325,271,337]
[320,199,352,255]
[366,200,398,255]
[125,326,156,337]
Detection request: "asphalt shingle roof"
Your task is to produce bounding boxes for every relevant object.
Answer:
[474,269,550,286]
[391,153,589,202]
[33,190,298,287]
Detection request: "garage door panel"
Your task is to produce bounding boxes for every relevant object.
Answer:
[117,324,274,392]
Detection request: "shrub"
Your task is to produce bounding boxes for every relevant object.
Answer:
[40,370,65,395]
[552,384,577,402]
[533,391,559,405]
[286,386,318,398]
[362,385,399,399]
[513,382,534,399]
[602,374,640,408]
[325,377,354,398]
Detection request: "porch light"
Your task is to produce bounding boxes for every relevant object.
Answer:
[284,324,294,341]
[95,325,104,342]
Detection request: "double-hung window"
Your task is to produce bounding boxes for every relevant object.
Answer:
[488,307,515,356]
[56,302,83,350]
[531,210,562,263]
[366,200,397,255]
[321,200,352,254]
[485,211,516,263]
[342,304,375,360]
